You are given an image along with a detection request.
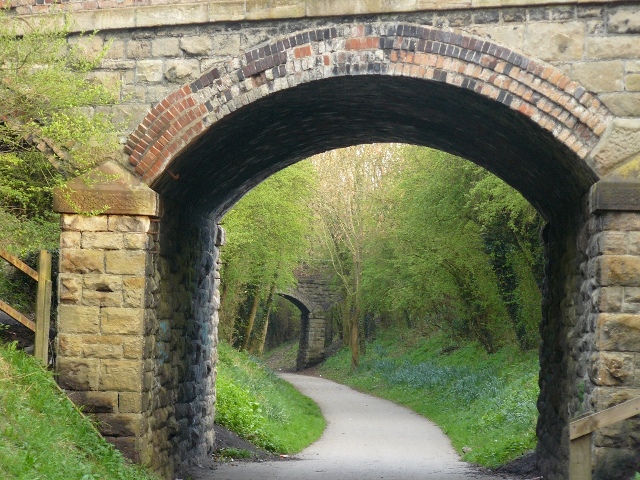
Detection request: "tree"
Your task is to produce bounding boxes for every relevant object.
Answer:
[309,144,402,368]
[360,145,543,352]
[223,143,544,357]
[219,161,316,353]
[382,148,512,351]
[0,11,119,254]
[467,173,544,349]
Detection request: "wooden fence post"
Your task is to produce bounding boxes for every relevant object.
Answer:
[34,250,52,365]
[569,433,592,480]
[569,396,640,480]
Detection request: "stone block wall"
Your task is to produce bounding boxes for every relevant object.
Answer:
[584,210,640,479]
[56,213,155,461]
[55,192,220,479]
[7,3,632,167]
[537,210,584,480]
[537,197,640,480]
[284,274,338,369]
[296,312,325,370]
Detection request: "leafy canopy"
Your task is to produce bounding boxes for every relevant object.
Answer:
[0,11,120,254]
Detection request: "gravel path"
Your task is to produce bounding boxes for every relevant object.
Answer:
[186,373,509,480]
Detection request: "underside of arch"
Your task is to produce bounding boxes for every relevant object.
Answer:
[125,22,611,220]
[279,292,312,315]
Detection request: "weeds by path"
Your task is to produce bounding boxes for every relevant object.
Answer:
[215,342,325,454]
[0,342,156,479]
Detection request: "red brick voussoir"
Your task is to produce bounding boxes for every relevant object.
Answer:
[127,22,612,185]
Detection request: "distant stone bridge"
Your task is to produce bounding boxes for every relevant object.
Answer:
[280,273,340,370]
[6,0,640,478]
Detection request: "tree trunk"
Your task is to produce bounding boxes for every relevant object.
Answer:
[242,293,260,351]
[342,301,350,347]
[220,281,228,309]
[353,257,364,361]
[350,308,359,369]
[256,282,277,356]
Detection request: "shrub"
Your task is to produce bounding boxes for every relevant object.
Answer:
[215,375,266,441]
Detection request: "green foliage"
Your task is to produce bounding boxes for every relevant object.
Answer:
[0,11,120,255]
[0,208,59,257]
[354,145,543,352]
[215,375,268,442]
[0,342,156,479]
[264,298,302,351]
[0,13,118,174]
[359,147,511,351]
[220,162,317,348]
[222,161,316,291]
[309,144,404,366]
[467,172,544,349]
[319,329,539,468]
[214,448,253,461]
[0,250,59,320]
[215,342,324,453]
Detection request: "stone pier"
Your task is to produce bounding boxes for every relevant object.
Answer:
[53,162,220,477]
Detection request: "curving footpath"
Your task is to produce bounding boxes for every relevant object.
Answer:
[192,373,509,480]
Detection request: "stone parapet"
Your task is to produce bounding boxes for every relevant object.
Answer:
[6,0,637,27]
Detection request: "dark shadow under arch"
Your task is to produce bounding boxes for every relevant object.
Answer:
[152,74,597,221]
[279,292,312,316]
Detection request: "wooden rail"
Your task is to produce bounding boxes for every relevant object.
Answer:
[569,396,640,479]
[0,249,52,365]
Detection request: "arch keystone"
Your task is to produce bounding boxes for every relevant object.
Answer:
[588,118,640,177]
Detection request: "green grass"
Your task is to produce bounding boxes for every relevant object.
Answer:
[262,339,300,372]
[216,341,325,453]
[214,448,253,461]
[0,341,156,480]
[318,328,538,468]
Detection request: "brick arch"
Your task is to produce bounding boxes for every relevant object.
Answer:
[126,21,611,219]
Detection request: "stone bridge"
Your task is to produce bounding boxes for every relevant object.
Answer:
[6,0,640,478]
[280,272,340,370]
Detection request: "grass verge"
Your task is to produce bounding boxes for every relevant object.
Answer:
[215,341,324,453]
[317,329,538,468]
[0,341,156,480]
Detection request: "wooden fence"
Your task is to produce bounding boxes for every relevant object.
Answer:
[0,249,52,365]
[570,396,640,479]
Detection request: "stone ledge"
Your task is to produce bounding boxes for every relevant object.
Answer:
[590,181,640,213]
[6,0,635,34]
[590,155,640,213]
[53,161,160,218]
